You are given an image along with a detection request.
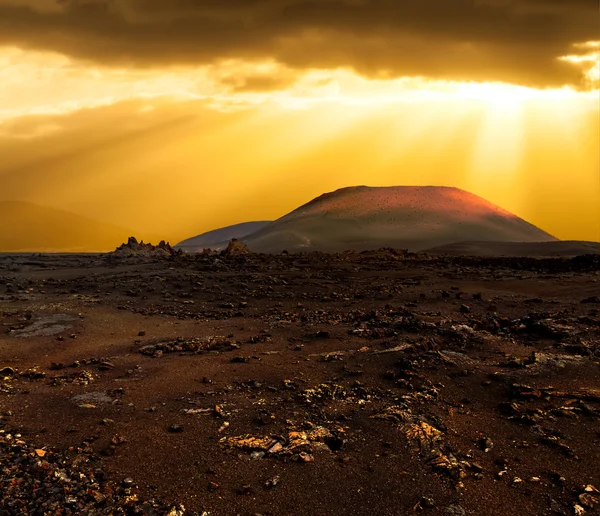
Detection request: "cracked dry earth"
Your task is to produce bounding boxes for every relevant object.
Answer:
[0,251,599,516]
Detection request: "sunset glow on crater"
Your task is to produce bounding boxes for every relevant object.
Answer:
[0,2,598,246]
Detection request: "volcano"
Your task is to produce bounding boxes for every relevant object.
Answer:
[238,186,557,253]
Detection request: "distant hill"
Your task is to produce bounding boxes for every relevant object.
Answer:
[0,201,134,252]
[422,240,600,257]
[240,186,557,253]
[175,221,271,252]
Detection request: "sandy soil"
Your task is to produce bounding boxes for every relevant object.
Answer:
[1,251,599,515]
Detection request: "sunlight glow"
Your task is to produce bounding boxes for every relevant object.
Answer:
[0,45,597,242]
[1,45,598,123]
[467,98,526,206]
[559,41,600,87]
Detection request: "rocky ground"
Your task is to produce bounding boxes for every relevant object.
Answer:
[0,249,599,515]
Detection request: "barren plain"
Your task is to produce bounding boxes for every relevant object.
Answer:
[1,250,599,516]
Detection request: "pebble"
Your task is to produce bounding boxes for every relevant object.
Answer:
[265,475,281,488]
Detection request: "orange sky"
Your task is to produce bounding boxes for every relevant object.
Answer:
[0,1,598,245]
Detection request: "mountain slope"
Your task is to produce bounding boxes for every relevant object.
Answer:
[242,186,557,253]
[175,221,271,252]
[0,201,134,252]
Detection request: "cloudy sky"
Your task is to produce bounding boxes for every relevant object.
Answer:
[0,0,598,245]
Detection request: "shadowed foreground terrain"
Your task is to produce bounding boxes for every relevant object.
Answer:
[1,250,599,515]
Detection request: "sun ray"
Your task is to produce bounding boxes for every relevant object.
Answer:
[0,40,598,241]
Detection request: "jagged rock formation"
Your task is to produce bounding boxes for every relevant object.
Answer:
[107,237,182,262]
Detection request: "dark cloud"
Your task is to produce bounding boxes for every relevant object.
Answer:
[0,0,597,88]
[219,73,299,93]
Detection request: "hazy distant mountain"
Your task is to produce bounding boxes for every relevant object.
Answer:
[0,201,134,252]
[423,240,600,257]
[241,186,557,253]
[176,221,272,252]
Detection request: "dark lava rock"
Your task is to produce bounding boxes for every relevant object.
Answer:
[222,239,251,257]
[122,477,135,488]
[107,237,182,262]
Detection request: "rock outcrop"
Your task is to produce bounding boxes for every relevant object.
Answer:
[107,237,182,262]
[221,239,251,257]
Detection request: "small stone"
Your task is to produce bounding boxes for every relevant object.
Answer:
[250,451,265,460]
[92,490,106,503]
[268,442,283,454]
[122,477,135,487]
[470,463,484,474]
[265,475,281,488]
[298,452,314,463]
[478,437,493,452]
[415,497,435,510]
[579,485,599,509]
[459,304,471,314]
[166,506,186,516]
[168,424,184,433]
[238,484,253,495]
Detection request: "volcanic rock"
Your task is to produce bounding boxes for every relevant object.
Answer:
[222,239,251,256]
[107,237,182,262]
